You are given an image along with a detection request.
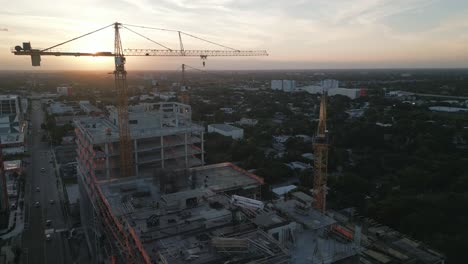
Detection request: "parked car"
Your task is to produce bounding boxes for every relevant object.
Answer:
[34,202,40,207]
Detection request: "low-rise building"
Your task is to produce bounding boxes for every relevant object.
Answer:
[208,124,244,139]
[429,106,468,112]
[47,102,76,115]
[79,101,103,115]
[238,117,258,126]
[57,86,73,96]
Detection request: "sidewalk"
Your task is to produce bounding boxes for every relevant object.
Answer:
[0,207,25,239]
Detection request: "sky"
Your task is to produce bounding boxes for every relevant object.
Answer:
[1,0,468,71]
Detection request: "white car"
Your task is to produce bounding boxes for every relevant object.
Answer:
[34,202,40,208]
[40,168,46,172]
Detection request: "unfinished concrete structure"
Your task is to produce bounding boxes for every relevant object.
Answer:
[79,162,269,263]
[75,102,205,179]
[75,102,206,261]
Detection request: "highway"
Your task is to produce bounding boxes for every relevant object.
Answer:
[22,99,71,264]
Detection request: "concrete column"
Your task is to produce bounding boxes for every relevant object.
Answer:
[134,139,139,177]
[161,135,165,168]
[184,133,188,168]
[201,132,205,166]
[104,143,110,179]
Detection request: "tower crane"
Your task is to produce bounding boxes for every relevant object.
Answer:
[12,22,268,178]
[313,92,328,213]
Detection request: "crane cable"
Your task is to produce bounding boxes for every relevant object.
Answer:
[121,25,172,51]
[123,23,239,51]
[41,23,115,52]
[182,64,226,78]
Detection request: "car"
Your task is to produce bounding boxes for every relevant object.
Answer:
[49,199,55,204]
[34,202,40,207]
[36,187,40,192]
[46,220,52,227]
[40,168,46,172]
[10,203,17,210]
[45,233,52,241]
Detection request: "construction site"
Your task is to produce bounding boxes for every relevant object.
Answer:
[11,22,446,264]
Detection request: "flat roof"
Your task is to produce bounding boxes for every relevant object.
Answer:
[208,123,242,132]
[190,162,264,192]
[96,162,268,263]
[3,160,21,171]
[275,199,335,230]
[272,185,297,196]
[75,116,203,144]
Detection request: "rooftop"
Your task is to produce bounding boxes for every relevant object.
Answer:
[274,199,335,230]
[208,123,242,132]
[76,102,203,144]
[96,163,277,263]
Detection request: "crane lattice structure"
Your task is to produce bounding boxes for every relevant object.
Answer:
[12,22,267,263]
[313,92,328,213]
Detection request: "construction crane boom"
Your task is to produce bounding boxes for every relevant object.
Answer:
[11,49,267,57]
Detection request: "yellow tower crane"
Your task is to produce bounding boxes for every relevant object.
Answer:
[313,92,329,213]
[12,22,268,178]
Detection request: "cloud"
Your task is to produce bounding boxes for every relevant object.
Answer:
[0,0,467,70]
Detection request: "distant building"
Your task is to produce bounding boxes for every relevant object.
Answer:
[429,106,468,113]
[219,107,234,114]
[0,143,8,221]
[271,80,296,92]
[47,102,76,115]
[56,86,73,96]
[0,95,25,156]
[79,101,103,115]
[272,185,297,198]
[208,124,244,139]
[299,85,361,99]
[286,161,312,171]
[328,88,361,99]
[0,95,22,117]
[238,118,258,126]
[320,79,339,89]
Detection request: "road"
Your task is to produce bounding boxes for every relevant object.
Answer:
[22,99,71,264]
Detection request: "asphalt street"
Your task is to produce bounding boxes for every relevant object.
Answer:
[22,99,71,264]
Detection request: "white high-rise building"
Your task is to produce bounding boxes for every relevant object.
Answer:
[271,80,296,92]
[271,80,283,90]
[320,79,339,89]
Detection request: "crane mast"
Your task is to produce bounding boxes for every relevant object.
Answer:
[113,22,133,178]
[313,93,328,213]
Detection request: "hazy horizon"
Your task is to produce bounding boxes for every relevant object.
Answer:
[1,0,468,70]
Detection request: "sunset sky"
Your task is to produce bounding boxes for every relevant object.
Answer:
[1,0,468,70]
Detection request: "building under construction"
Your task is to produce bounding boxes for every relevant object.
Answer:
[75,102,205,179]
[75,100,445,264]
